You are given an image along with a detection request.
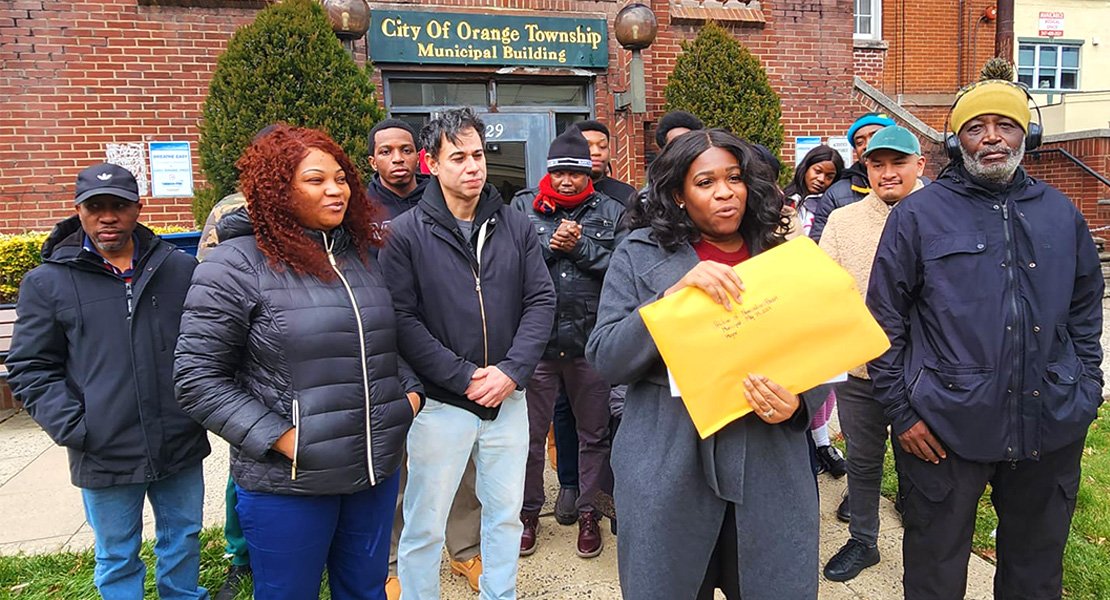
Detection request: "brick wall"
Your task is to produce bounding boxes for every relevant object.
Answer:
[1024,136,1110,231]
[646,0,858,172]
[2,0,859,232]
[854,46,884,88]
[878,0,997,96]
[0,0,264,234]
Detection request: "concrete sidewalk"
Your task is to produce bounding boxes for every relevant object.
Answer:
[0,408,995,599]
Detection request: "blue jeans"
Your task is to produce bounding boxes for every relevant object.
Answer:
[552,389,580,488]
[235,473,400,600]
[80,464,207,600]
[398,392,529,600]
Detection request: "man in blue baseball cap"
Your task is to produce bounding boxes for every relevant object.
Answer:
[808,112,896,242]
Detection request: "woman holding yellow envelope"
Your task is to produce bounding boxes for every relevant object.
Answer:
[586,129,823,599]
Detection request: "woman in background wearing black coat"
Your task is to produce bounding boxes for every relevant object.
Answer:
[175,125,422,600]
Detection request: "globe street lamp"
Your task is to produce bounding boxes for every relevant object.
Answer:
[613,3,658,114]
[321,0,371,56]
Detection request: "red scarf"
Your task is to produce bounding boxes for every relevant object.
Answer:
[533,174,595,215]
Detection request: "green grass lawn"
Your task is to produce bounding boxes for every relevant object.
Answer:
[0,529,264,599]
[871,402,1110,599]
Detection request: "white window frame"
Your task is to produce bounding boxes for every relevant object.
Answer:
[854,0,882,41]
[1017,41,1081,92]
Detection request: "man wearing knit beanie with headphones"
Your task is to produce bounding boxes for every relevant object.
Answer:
[866,67,1104,599]
[511,127,626,560]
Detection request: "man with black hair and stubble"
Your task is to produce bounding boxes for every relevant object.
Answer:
[381,107,555,600]
[365,118,485,600]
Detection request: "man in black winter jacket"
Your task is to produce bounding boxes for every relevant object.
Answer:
[381,107,556,600]
[367,117,485,599]
[868,80,1103,600]
[7,163,210,599]
[510,127,626,559]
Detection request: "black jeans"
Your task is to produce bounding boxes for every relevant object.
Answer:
[896,436,1084,600]
[837,376,889,545]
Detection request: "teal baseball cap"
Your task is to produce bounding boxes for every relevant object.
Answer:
[862,125,921,159]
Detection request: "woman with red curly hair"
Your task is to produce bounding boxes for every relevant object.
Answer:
[175,124,423,600]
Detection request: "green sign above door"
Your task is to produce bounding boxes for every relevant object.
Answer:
[369,10,608,68]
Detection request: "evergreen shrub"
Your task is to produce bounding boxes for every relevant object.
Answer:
[196,0,385,225]
[664,21,786,181]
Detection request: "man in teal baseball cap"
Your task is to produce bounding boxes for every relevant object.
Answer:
[809,112,897,242]
[819,125,926,583]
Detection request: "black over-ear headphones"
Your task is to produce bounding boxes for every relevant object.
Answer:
[944,80,1043,162]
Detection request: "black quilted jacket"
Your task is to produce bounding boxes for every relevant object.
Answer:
[174,210,421,494]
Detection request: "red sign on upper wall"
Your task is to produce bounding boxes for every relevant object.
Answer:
[1038,11,1064,37]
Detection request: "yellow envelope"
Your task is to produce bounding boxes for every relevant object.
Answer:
[639,236,890,438]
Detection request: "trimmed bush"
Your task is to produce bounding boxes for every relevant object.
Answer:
[0,234,45,304]
[664,21,785,177]
[197,0,385,225]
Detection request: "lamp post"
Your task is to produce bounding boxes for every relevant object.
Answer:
[321,0,371,57]
[613,3,658,114]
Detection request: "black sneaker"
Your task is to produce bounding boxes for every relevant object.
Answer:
[816,445,847,478]
[214,564,251,600]
[823,539,880,582]
[554,486,579,526]
[836,493,851,523]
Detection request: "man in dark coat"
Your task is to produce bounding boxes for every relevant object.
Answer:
[7,163,210,599]
[867,79,1104,599]
[574,119,636,206]
[510,127,626,559]
[366,117,484,599]
[381,107,556,600]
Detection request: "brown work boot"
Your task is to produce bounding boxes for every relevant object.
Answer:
[576,511,603,558]
[448,555,482,592]
[520,512,540,556]
[385,575,400,600]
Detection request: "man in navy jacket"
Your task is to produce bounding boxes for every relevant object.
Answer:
[867,79,1103,599]
[381,107,555,600]
[8,164,210,599]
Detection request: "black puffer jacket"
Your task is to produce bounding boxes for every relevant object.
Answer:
[7,217,210,489]
[174,209,421,495]
[510,188,627,359]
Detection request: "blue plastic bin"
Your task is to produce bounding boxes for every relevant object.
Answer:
[159,231,202,257]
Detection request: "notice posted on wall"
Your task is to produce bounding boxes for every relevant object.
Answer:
[149,141,194,197]
[828,136,853,168]
[794,136,822,167]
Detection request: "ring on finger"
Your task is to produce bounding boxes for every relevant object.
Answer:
[762,408,774,418]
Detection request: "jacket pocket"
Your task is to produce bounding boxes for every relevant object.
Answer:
[911,364,1003,457]
[1040,355,1099,453]
[581,217,616,244]
[921,233,989,301]
[291,398,301,480]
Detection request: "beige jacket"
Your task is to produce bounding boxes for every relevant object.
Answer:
[818,181,923,379]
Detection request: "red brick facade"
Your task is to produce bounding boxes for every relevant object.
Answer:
[1024,136,1110,231]
[1,0,861,234]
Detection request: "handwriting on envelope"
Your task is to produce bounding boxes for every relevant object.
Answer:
[639,236,890,439]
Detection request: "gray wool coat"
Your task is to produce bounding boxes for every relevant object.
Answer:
[586,228,821,600]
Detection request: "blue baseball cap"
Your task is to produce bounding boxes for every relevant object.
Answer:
[846,113,897,145]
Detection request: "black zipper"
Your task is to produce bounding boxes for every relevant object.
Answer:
[1000,201,1024,458]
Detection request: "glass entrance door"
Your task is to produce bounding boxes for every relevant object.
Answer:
[478,112,553,202]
